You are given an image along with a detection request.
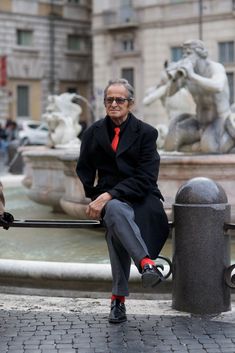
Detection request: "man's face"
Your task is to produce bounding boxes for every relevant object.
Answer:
[104,84,133,125]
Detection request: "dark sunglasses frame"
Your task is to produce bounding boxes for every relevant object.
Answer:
[104,97,131,105]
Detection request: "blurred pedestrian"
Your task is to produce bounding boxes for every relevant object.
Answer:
[4,121,19,165]
[0,122,8,163]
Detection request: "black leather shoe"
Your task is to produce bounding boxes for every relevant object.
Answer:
[142,264,164,288]
[108,299,127,324]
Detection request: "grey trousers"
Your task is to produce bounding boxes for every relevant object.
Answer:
[103,199,150,296]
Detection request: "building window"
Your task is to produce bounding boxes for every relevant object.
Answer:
[119,0,135,23]
[219,42,234,64]
[121,68,134,88]
[67,35,81,51]
[17,86,29,117]
[121,38,134,52]
[17,29,33,46]
[227,72,234,104]
[67,0,80,3]
[171,46,183,62]
[67,87,77,93]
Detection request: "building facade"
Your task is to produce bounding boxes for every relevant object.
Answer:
[0,0,92,124]
[92,0,235,126]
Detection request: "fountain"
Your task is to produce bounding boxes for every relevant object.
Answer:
[143,39,235,220]
[4,51,235,294]
[22,40,235,222]
[21,92,90,216]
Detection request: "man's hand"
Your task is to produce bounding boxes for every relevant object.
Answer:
[0,212,14,230]
[86,192,112,220]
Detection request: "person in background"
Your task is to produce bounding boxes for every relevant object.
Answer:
[0,181,14,230]
[76,78,169,324]
[0,123,7,160]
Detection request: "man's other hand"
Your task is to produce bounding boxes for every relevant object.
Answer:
[0,212,14,230]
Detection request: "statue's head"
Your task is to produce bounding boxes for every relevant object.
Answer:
[182,39,208,59]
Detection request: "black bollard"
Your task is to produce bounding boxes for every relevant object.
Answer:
[172,177,231,314]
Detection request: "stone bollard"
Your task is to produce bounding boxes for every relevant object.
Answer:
[172,177,231,314]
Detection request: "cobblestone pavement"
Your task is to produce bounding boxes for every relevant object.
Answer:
[0,294,234,353]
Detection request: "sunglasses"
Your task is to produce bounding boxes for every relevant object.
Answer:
[104,97,131,105]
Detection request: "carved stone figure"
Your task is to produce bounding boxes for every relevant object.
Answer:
[163,39,235,153]
[143,62,196,150]
[43,93,82,148]
[143,62,195,121]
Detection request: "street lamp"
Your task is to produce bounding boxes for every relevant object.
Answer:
[199,0,203,40]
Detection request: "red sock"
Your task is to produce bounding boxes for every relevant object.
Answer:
[111,295,125,303]
[140,257,155,269]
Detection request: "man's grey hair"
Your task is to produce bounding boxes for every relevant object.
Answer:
[104,78,135,100]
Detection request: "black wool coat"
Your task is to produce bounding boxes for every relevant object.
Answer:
[76,113,169,259]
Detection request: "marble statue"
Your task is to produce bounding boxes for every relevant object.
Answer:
[143,62,196,150]
[161,39,235,153]
[43,92,82,148]
[143,62,195,121]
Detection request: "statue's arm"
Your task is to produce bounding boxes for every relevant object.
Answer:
[182,61,226,93]
[143,84,167,105]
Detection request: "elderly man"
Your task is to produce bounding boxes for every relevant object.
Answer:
[164,39,235,153]
[76,78,169,323]
[0,181,14,229]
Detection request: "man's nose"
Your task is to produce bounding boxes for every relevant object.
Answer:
[111,99,118,106]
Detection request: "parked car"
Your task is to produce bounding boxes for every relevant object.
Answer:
[18,120,49,145]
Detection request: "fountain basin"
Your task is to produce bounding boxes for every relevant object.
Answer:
[22,147,235,221]
[159,153,235,220]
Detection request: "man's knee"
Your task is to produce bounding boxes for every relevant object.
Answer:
[104,199,132,225]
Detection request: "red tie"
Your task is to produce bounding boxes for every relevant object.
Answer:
[111,127,120,152]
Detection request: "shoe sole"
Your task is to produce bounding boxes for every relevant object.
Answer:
[142,272,162,288]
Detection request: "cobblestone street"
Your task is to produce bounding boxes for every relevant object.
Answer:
[0,294,234,353]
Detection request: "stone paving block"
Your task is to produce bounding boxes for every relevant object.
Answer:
[188,350,209,353]
[40,344,56,349]
[202,343,220,348]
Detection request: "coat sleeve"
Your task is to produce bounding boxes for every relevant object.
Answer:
[0,181,5,215]
[76,128,97,199]
[108,127,161,201]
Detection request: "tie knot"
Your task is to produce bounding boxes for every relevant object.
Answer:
[114,127,120,135]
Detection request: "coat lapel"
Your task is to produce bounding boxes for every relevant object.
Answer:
[94,117,114,157]
[116,114,140,156]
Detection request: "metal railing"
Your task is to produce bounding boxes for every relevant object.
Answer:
[0,218,173,280]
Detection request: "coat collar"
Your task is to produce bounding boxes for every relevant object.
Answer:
[94,112,140,156]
